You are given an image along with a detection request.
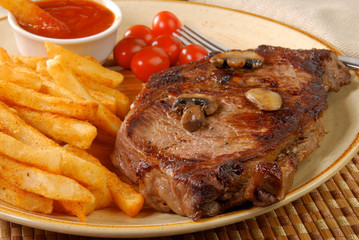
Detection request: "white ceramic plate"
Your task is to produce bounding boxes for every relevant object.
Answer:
[0,1,358,238]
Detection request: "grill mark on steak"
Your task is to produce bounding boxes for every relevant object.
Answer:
[111,45,351,219]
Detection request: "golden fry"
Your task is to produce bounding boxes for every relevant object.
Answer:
[0,177,53,214]
[0,101,57,147]
[106,172,145,218]
[47,55,122,137]
[0,64,42,91]
[82,78,130,120]
[0,155,95,203]
[55,185,113,222]
[0,131,62,172]
[45,42,124,88]
[15,106,97,149]
[0,79,98,120]
[88,89,117,114]
[0,0,69,35]
[0,131,106,189]
[40,78,82,100]
[0,102,106,189]
[63,145,145,217]
[13,55,48,70]
[0,47,11,63]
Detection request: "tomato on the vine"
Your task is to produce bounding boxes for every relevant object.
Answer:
[113,37,147,69]
[123,25,155,45]
[131,46,170,82]
[152,34,182,66]
[152,11,181,36]
[179,44,208,65]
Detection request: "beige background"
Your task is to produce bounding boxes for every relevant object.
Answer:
[190,0,359,57]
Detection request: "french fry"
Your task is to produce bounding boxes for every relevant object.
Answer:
[0,155,95,203]
[0,102,107,189]
[55,200,87,222]
[88,89,117,114]
[40,77,82,100]
[60,150,107,188]
[0,177,53,214]
[0,0,70,36]
[0,79,98,120]
[0,47,11,63]
[0,64,42,91]
[55,185,113,222]
[13,55,48,70]
[63,145,145,217]
[44,41,123,88]
[47,55,122,137]
[14,106,97,149]
[0,131,63,172]
[0,101,57,147]
[82,78,130,120]
[0,131,106,189]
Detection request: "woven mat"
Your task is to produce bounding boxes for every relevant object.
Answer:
[1,156,358,240]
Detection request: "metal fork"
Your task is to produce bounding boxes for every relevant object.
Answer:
[174,25,359,70]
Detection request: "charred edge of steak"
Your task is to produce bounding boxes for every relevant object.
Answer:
[139,117,326,219]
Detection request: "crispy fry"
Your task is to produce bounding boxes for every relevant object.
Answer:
[13,56,48,70]
[14,106,97,149]
[47,55,122,137]
[0,155,95,203]
[0,0,69,36]
[60,150,107,188]
[0,64,42,91]
[0,177,53,214]
[0,47,11,63]
[63,145,145,217]
[82,78,130,120]
[88,89,117,114]
[56,200,87,222]
[0,79,98,120]
[55,185,113,222]
[106,172,144,217]
[0,101,57,147]
[45,42,123,88]
[37,76,82,100]
[0,131,62,172]
[0,132,106,189]
[0,102,107,188]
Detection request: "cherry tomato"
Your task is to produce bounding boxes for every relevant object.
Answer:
[113,37,147,69]
[179,44,208,65]
[124,25,155,45]
[152,34,182,66]
[152,11,181,36]
[131,46,170,82]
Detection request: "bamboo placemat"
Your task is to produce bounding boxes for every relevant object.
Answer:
[1,155,359,240]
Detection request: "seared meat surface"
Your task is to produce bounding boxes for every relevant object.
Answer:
[111,45,351,219]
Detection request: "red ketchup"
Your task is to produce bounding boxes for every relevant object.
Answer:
[19,0,115,39]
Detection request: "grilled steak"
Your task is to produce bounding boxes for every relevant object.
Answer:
[111,45,351,220]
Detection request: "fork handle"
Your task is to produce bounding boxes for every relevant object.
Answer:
[338,55,359,70]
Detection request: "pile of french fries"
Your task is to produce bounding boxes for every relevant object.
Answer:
[0,42,144,221]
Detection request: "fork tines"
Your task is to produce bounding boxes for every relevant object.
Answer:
[174,25,229,52]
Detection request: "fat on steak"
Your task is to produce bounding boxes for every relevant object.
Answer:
[111,45,351,220]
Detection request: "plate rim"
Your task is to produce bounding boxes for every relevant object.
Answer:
[0,0,358,238]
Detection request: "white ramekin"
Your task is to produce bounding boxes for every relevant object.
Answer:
[7,0,122,64]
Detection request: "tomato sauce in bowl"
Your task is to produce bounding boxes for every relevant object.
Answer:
[19,0,115,39]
